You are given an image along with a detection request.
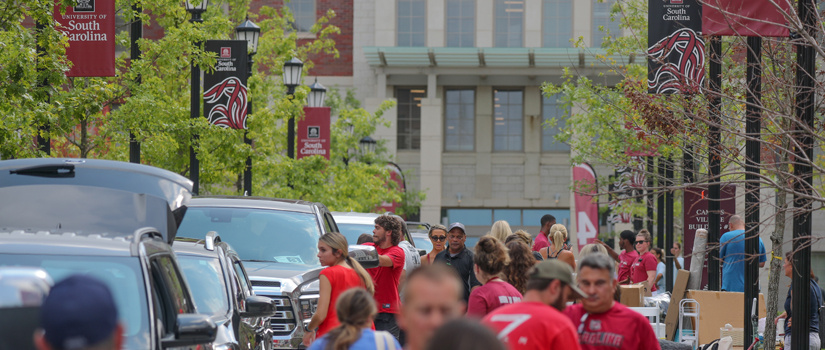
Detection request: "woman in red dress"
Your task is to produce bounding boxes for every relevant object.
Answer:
[302,232,374,346]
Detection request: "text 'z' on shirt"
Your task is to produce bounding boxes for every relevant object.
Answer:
[720,229,767,292]
[630,251,658,292]
[317,265,365,337]
[466,281,523,318]
[617,250,638,283]
[482,301,581,350]
[363,242,405,314]
[533,232,550,252]
[434,247,482,303]
[563,303,661,350]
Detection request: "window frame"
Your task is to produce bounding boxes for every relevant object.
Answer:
[492,88,525,152]
[396,87,427,150]
[493,0,525,48]
[591,0,621,47]
[443,87,476,152]
[541,93,571,152]
[445,0,476,47]
[396,0,427,47]
[286,0,316,33]
[541,0,574,47]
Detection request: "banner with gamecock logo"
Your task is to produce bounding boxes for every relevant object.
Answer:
[647,0,704,94]
[203,40,249,129]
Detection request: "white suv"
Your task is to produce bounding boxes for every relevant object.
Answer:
[332,212,423,271]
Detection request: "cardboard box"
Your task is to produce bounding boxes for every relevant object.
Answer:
[619,284,644,307]
[665,269,691,340]
[683,290,766,346]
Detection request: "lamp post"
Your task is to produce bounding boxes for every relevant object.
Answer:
[185,0,208,195]
[307,79,327,108]
[359,136,377,159]
[235,17,260,196]
[129,0,142,163]
[283,57,304,159]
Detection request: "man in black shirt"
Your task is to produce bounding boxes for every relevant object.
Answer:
[434,222,481,303]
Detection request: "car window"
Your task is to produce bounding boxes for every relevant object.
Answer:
[178,207,321,268]
[336,223,374,246]
[177,256,229,317]
[232,259,252,298]
[412,236,433,252]
[0,254,150,349]
[322,212,334,234]
[152,255,194,314]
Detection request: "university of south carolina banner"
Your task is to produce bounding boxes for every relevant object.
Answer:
[203,40,249,129]
[297,107,331,160]
[572,163,599,251]
[647,0,704,94]
[54,0,116,77]
[702,0,791,37]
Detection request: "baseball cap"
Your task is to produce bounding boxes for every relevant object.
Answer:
[529,260,587,298]
[447,222,466,234]
[41,275,119,350]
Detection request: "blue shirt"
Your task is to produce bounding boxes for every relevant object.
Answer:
[308,329,402,350]
[720,229,767,292]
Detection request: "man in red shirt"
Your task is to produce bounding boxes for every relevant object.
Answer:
[482,260,585,350]
[532,214,555,252]
[363,215,405,341]
[630,229,657,292]
[564,254,661,350]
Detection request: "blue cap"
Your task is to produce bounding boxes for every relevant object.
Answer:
[41,275,118,350]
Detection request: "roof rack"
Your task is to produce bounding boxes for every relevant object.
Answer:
[204,231,221,251]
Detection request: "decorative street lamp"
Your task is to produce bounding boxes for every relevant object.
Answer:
[186,0,208,195]
[307,79,327,108]
[283,57,304,159]
[359,136,377,158]
[235,17,260,196]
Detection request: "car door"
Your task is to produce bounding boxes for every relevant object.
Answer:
[231,256,271,350]
[149,254,199,350]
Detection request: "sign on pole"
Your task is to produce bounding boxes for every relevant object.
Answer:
[54,0,116,77]
[683,184,736,288]
[702,0,791,37]
[647,0,704,94]
[203,40,249,129]
[573,163,599,251]
[297,107,331,160]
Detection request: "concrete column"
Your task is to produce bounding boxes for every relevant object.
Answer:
[375,0,396,46]
[368,97,398,158]
[524,0,542,47]
[524,86,541,199]
[476,0,493,47]
[574,0,592,47]
[475,85,493,199]
[428,0,445,47]
[420,74,443,224]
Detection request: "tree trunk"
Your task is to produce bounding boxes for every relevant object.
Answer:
[764,186,787,347]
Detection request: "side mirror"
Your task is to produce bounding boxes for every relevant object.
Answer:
[162,314,217,348]
[418,249,427,257]
[348,244,379,269]
[241,295,277,318]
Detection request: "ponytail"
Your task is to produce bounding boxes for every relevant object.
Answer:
[324,288,376,350]
[346,255,375,294]
[549,224,567,251]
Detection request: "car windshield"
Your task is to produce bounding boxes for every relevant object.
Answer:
[0,254,150,349]
[412,235,433,252]
[336,223,374,245]
[177,256,229,317]
[178,207,321,268]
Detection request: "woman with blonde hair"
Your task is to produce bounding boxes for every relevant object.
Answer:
[578,243,609,259]
[308,288,401,350]
[540,224,576,270]
[502,240,536,294]
[488,220,512,242]
[422,224,448,265]
[303,232,375,346]
[467,236,522,317]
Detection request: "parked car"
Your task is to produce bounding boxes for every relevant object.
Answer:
[0,267,53,350]
[0,228,216,349]
[410,232,433,253]
[177,197,378,349]
[0,158,216,349]
[174,232,277,350]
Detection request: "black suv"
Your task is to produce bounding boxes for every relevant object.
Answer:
[0,228,215,349]
[174,232,277,350]
[176,197,340,349]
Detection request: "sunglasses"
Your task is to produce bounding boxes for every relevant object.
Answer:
[431,235,447,242]
[635,241,648,245]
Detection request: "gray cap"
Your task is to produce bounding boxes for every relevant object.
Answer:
[447,222,466,234]
[529,260,587,298]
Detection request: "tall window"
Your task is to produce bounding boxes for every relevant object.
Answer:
[446,0,475,47]
[592,0,621,47]
[542,0,573,47]
[542,94,570,152]
[397,0,426,47]
[397,88,426,150]
[287,0,315,32]
[444,89,475,151]
[494,0,523,47]
[493,90,523,152]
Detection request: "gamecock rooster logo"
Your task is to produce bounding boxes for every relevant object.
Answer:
[647,28,705,94]
[204,77,248,129]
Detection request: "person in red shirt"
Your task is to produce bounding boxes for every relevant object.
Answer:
[564,254,661,350]
[482,260,586,350]
[467,236,523,317]
[630,229,657,292]
[301,232,375,346]
[362,215,405,341]
[532,214,555,252]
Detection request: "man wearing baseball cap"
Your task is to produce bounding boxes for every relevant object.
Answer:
[481,260,584,350]
[433,222,481,303]
[563,254,661,350]
[34,275,123,350]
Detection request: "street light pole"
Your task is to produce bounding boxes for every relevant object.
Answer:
[129,0,142,163]
[185,0,208,195]
[236,18,260,196]
[282,58,304,159]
